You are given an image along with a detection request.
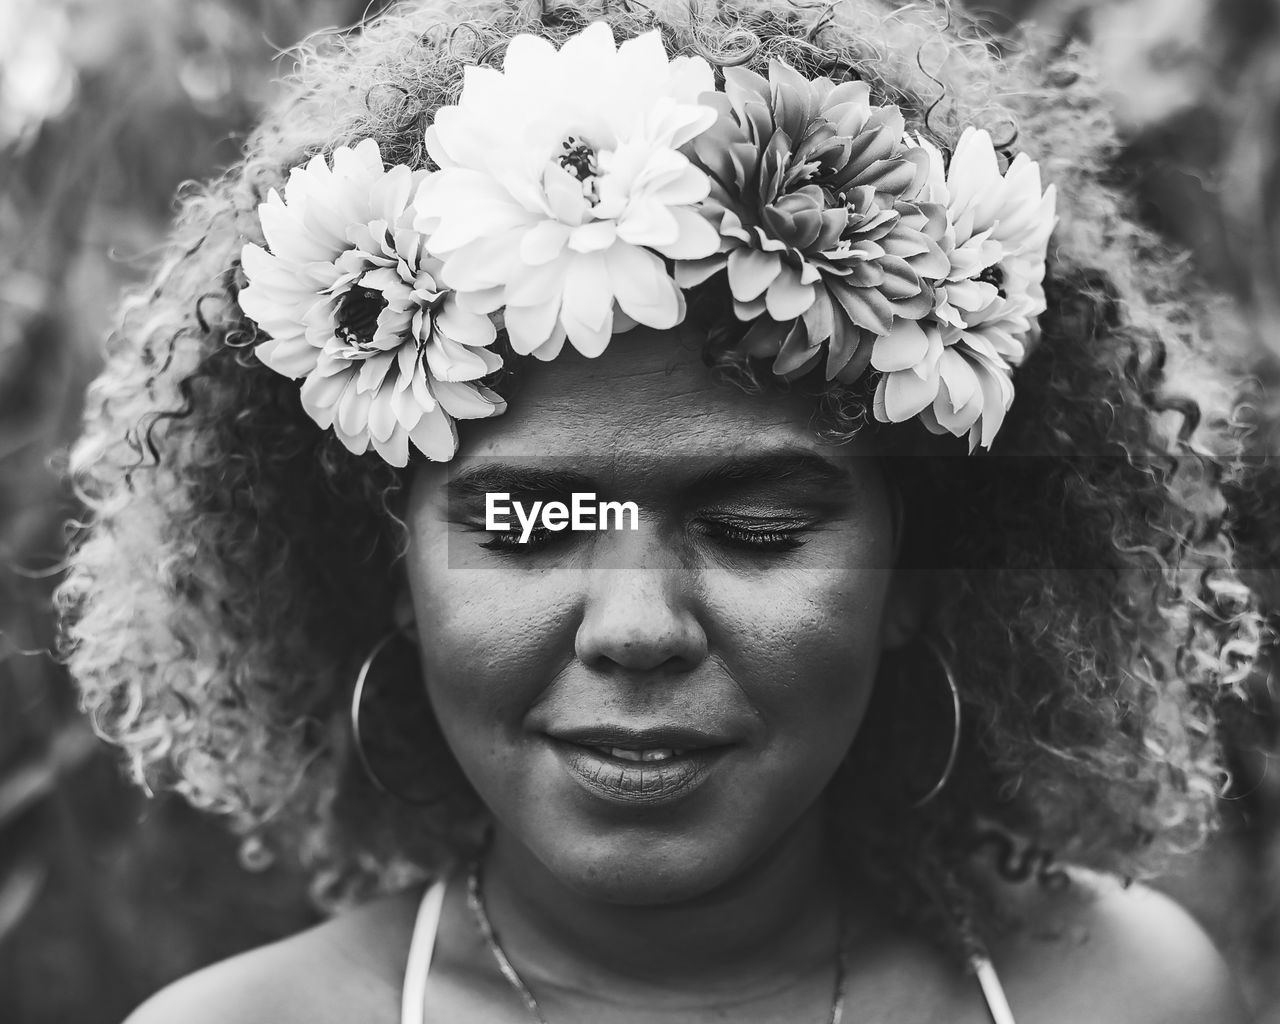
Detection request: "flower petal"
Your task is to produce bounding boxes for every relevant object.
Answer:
[255,337,319,378]
[561,255,615,356]
[764,271,816,321]
[299,363,353,413]
[371,426,410,468]
[408,402,459,462]
[520,220,572,265]
[936,347,981,416]
[674,253,727,288]
[367,384,400,442]
[424,333,502,382]
[870,319,930,372]
[567,220,619,253]
[435,300,497,347]
[650,206,721,260]
[606,244,681,328]
[727,247,781,302]
[502,295,560,353]
[882,364,940,422]
[432,380,505,420]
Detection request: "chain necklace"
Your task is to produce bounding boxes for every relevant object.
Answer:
[465,862,849,1024]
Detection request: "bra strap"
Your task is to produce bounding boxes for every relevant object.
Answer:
[396,876,1015,1024]
[970,952,1017,1024]
[401,881,446,1024]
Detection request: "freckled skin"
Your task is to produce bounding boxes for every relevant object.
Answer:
[401,324,906,909]
[125,331,1252,1024]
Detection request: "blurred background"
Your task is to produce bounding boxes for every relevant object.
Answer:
[0,0,1276,1021]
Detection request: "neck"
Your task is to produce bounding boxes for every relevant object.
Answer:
[475,807,855,996]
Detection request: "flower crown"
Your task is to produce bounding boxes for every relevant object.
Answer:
[238,21,1057,467]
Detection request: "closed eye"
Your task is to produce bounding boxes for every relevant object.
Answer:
[478,526,564,552]
[693,519,807,552]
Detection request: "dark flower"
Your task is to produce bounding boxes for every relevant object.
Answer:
[676,59,950,380]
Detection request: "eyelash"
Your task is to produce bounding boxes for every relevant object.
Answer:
[478,527,562,552]
[694,520,807,552]
[476,522,807,554]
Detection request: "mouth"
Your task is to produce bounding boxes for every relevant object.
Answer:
[545,726,732,806]
[583,745,689,762]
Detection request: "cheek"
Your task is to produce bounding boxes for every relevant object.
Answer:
[705,550,892,751]
[404,532,577,746]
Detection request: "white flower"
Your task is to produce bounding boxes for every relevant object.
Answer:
[413,22,721,360]
[239,139,506,467]
[872,128,1057,449]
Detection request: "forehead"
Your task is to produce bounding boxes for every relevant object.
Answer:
[452,325,872,461]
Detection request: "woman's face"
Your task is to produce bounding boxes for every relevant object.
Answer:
[401,325,907,903]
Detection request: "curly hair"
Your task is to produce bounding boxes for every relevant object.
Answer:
[55,0,1263,961]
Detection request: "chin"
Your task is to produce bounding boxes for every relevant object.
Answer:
[532,825,751,907]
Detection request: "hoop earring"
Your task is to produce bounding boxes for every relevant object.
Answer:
[909,639,962,810]
[350,628,440,806]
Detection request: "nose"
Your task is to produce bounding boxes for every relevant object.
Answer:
[574,559,708,674]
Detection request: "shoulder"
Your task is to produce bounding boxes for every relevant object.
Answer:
[985,865,1249,1024]
[120,885,425,1024]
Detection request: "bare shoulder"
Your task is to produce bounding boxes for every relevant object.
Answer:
[985,864,1249,1024]
[121,885,424,1024]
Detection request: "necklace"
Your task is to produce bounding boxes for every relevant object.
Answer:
[465,862,849,1024]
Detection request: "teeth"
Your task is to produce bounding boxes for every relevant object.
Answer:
[600,747,686,762]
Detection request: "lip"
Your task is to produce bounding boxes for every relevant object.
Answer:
[547,724,732,751]
[547,731,731,807]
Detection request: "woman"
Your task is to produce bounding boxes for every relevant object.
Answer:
[58,0,1261,1021]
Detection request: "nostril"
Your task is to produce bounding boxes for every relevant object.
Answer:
[576,618,707,673]
[573,569,709,672]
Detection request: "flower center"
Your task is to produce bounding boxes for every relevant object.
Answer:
[559,136,600,202]
[977,264,1007,299]
[559,136,599,180]
[335,284,387,350]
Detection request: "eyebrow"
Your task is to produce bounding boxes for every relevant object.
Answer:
[447,463,594,503]
[686,452,853,496]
